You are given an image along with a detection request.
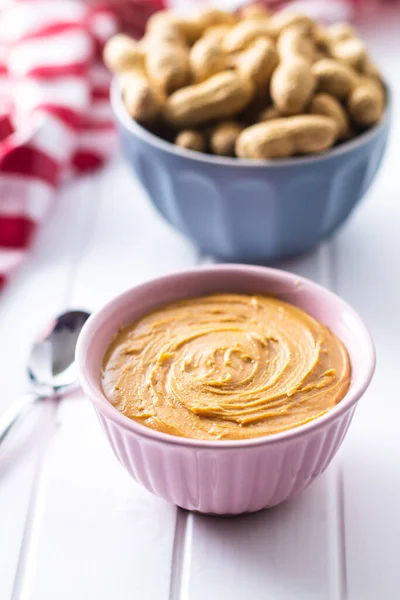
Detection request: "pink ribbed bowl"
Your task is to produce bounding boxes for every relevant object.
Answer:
[76,265,375,515]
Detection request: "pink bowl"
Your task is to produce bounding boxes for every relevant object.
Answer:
[76,265,375,515]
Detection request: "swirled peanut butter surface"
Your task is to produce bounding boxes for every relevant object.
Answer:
[101,294,351,440]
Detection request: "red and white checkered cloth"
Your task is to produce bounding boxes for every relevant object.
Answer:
[0,0,121,290]
[0,0,166,292]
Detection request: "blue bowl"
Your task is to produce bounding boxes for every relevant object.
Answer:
[111,79,391,262]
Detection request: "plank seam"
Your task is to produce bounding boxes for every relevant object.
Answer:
[319,241,348,600]
[168,510,193,600]
[8,175,106,600]
[10,403,58,600]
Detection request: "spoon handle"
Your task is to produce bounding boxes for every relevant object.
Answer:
[0,392,40,447]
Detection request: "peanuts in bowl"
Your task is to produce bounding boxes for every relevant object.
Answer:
[103,4,386,160]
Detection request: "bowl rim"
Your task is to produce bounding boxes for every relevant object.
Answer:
[111,77,391,169]
[76,264,376,449]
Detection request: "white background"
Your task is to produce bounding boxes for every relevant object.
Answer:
[0,7,399,599]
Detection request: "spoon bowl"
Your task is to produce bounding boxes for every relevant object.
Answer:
[0,309,91,447]
[28,311,91,393]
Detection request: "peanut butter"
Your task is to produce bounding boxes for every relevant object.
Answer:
[101,294,351,440]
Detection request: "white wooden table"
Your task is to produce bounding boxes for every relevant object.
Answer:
[1,11,399,600]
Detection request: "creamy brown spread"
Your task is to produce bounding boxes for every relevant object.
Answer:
[101,294,351,440]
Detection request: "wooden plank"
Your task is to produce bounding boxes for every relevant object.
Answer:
[13,159,198,600]
[186,477,334,600]
[183,245,342,600]
[13,397,177,600]
[330,14,400,599]
[0,176,99,600]
[0,404,57,600]
[334,121,400,599]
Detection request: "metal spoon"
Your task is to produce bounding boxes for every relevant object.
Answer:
[0,310,90,447]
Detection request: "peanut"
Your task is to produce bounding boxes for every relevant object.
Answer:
[313,57,385,125]
[330,37,367,69]
[103,34,144,73]
[348,78,385,125]
[313,50,329,62]
[119,70,161,123]
[278,25,317,63]
[146,43,190,95]
[313,24,330,51]
[361,57,382,82]
[141,24,187,50]
[271,58,316,115]
[236,115,337,159]
[190,36,229,82]
[237,119,293,158]
[258,106,281,122]
[327,22,358,43]
[147,9,235,44]
[195,8,236,31]
[146,10,173,31]
[146,11,177,33]
[203,24,232,43]
[292,115,337,154]
[310,93,349,139]
[210,121,243,156]
[236,38,278,89]
[312,58,357,98]
[223,20,274,52]
[266,12,314,38]
[175,130,207,152]
[240,3,272,20]
[146,11,202,44]
[164,71,255,128]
